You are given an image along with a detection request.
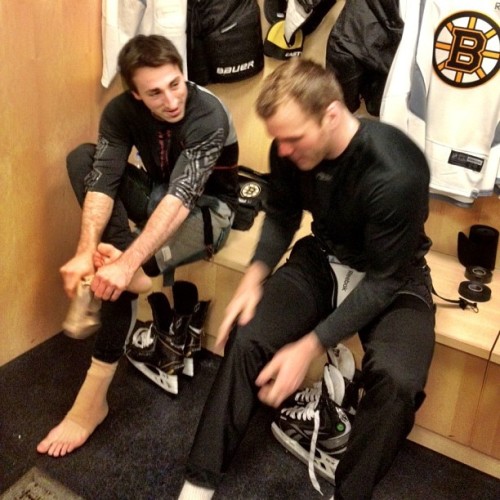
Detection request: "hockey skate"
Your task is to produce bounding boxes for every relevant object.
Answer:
[182,299,210,377]
[287,343,357,408]
[126,282,198,394]
[272,396,350,492]
[273,361,352,494]
[327,343,356,381]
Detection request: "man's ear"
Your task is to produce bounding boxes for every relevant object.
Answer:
[131,90,142,101]
[324,101,340,128]
[326,101,339,117]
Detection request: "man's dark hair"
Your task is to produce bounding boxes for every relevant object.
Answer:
[118,35,183,92]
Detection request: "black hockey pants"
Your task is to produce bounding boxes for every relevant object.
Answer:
[186,236,435,499]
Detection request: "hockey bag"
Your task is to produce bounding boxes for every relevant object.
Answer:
[187,0,264,85]
[232,166,270,231]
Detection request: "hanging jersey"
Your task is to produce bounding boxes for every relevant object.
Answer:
[381,0,500,206]
[101,0,188,88]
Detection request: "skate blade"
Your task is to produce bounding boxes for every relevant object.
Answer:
[126,355,178,395]
[182,357,194,377]
[271,422,338,485]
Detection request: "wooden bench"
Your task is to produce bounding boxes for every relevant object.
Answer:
[408,250,500,478]
[139,211,500,478]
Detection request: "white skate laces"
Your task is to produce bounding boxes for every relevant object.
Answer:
[281,400,325,494]
[130,324,156,350]
[272,343,360,495]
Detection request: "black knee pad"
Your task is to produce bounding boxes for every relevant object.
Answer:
[66,143,96,205]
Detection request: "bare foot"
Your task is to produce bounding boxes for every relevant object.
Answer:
[36,406,108,457]
[94,243,153,294]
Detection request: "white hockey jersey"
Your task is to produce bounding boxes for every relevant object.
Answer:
[101,0,187,88]
[381,0,500,205]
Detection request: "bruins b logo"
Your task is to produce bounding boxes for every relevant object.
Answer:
[433,11,500,87]
[240,181,261,199]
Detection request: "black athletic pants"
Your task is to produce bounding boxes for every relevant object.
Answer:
[67,144,142,362]
[66,144,232,362]
[186,236,435,499]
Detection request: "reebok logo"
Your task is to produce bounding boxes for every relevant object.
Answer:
[216,61,255,75]
[342,270,354,292]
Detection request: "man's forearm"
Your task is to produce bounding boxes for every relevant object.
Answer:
[76,192,114,254]
[240,260,271,291]
[118,194,190,273]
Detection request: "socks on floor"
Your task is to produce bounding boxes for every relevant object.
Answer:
[178,481,215,500]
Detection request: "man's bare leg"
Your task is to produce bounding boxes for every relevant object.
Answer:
[37,357,117,457]
[40,245,152,456]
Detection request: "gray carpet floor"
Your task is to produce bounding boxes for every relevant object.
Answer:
[1,333,499,499]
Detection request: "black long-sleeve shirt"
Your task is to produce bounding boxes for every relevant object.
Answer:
[86,82,239,212]
[253,119,433,345]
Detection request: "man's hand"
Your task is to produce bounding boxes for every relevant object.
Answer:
[255,332,325,408]
[93,243,152,296]
[91,257,136,301]
[89,194,189,302]
[60,252,95,299]
[215,261,269,352]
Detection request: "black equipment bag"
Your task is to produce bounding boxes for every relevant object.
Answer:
[232,166,269,231]
[187,0,264,85]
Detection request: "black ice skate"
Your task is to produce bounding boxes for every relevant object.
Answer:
[126,283,197,394]
[272,367,352,494]
[182,299,210,377]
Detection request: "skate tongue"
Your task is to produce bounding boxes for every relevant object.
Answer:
[190,300,211,329]
[173,281,198,315]
[147,292,173,332]
[327,343,356,382]
[323,365,345,406]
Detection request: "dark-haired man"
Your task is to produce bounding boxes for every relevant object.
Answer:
[37,34,238,457]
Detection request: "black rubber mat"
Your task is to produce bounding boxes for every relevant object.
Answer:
[0,467,83,500]
[1,333,499,499]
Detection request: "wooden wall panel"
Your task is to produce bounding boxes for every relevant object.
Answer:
[1,0,499,366]
[0,1,110,365]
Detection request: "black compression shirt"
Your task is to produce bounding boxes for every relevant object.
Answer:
[253,119,433,344]
[86,82,239,212]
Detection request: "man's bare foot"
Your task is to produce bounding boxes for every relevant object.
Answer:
[37,358,116,457]
[94,243,153,294]
[36,407,108,457]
